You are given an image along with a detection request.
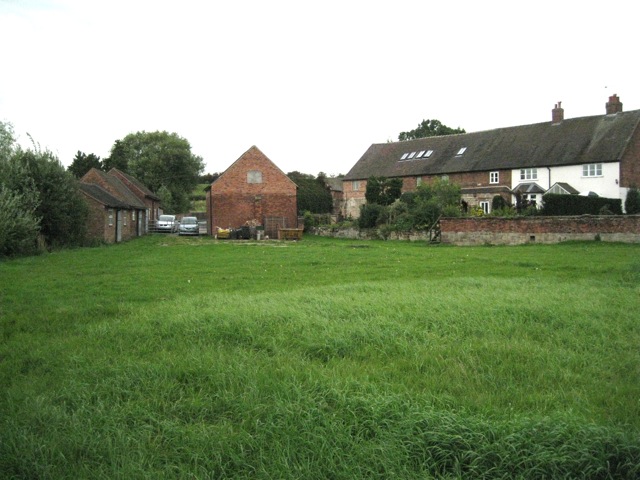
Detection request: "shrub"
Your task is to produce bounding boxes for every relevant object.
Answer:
[492,195,508,211]
[625,186,640,214]
[542,193,622,216]
[358,203,386,228]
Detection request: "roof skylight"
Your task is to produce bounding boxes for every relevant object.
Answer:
[424,150,433,158]
[408,151,417,159]
[456,147,467,156]
[400,153,409,160]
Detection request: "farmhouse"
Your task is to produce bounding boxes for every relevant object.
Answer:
[206,146,298,238]
[80,168,152,243]
[343,94,640,217]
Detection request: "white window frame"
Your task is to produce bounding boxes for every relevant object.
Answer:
[108,209,114,227]
[456,147,467,156]
[582,163,603,177]
[352,181,360,191]
[520,168,538,180]
[479,201,490,214]
[416,177,422,187]
[490,171,499,184]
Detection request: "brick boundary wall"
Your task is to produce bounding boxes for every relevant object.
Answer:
[440,215,640,245]
[311,215,640,245]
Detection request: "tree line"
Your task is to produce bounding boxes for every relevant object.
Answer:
[68,131,204,214]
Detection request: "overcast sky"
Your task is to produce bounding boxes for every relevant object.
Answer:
[1,0,638,177]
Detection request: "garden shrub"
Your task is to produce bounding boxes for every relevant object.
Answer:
[358,203,386,229]
[492,195,508,211]
[542,193,622,216]
[625,186,640,214]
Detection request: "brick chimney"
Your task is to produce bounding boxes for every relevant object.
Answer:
[552,101,564,123]
[606,94,623,114]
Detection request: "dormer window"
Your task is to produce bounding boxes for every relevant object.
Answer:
[456,147,467,156]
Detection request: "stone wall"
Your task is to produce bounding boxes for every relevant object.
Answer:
[310,215,640,245]
[440,215,640,245]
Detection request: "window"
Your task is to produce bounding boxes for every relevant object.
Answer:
[520,168,538,180]
[417,150,425,158]
[416,177,422,187]
[108,209,114,227]
[132,211,136,221]
[490,171,499,184]
[424,150,434,158]
[247,170,263,183]
[582,163,602,177]
[400,153,409,160]
[123,211,127,226]
[480,201,490,214]
[456,147,467,156]
[352,181,360,191]
[408,151,417,159]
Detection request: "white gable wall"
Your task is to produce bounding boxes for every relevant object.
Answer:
[511,162,621,207]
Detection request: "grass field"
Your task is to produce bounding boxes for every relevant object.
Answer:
[1,235,639,478]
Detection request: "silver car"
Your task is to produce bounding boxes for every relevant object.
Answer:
[156,214,177,233]
[178,216,199,236]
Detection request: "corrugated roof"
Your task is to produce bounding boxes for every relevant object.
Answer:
[345,110,640,180]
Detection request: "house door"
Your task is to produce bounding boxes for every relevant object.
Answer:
[116,210,123,242]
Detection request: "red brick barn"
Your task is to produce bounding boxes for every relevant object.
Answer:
[207,146,297,238]
[108,168,161,232]
[81,168,149,242]
[79,183,136,243]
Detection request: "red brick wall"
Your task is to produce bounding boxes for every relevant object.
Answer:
[208,147,297,234]
[441,215,640,245]
[343,170,513,218]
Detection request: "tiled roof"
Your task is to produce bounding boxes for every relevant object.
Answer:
[108,168,160,200]
[86,169,147,209]
[345,110,640,180]
[79,183,130,208]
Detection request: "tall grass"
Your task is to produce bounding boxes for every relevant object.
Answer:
[1,235,639,478]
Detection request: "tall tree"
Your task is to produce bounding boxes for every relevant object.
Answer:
[0,122,40,256]
[102,140,130,173]
[365,176,403,206]
[68,151,102,177]
[398,119,465,141]
[287,171,333,214]
[105,131,204,213]
[14,148,88,248]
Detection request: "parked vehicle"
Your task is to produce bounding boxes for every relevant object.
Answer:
[178,216,199,236]
[156,214,177,233]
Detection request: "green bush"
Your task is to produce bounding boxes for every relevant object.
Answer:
[492,194,508,211]
[358,203,386,228]
[625,187,640,214]
[542,193,622,216]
